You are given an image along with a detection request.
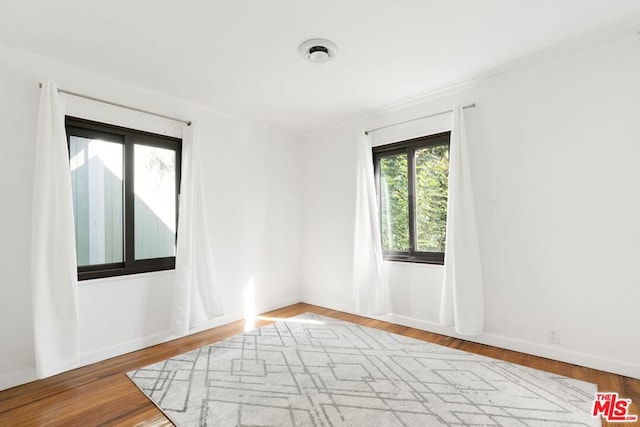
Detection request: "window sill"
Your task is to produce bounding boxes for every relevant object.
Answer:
[382,254,444,265]
[383,259,445,270]
[77,267,175,286]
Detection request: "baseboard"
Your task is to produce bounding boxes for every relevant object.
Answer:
[301,295,640,380]
[0,367,37,392]
[0,296,303,392]
[302,295,356,316]
[79,331,172,367]
[11,293,635,392]
[80,295,303,367]
[184,295,303,336]
[255,296,302,318]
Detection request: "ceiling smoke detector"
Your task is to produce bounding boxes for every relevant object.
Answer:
[299,38,337,63]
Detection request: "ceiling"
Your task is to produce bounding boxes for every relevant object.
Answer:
[1,0,640,135]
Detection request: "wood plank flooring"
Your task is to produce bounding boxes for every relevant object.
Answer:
[0,303,637,426]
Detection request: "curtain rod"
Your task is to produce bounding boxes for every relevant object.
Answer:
[38,83,191,126]
[364,103,476,135]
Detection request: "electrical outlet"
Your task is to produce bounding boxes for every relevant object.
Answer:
[548,329,560,344]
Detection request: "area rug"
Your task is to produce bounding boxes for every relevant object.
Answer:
[127,313,599,426]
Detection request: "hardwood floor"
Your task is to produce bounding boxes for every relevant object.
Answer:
[0,303,637,426]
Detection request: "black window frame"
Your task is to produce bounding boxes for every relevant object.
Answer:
[66,117,182,281]
[373,131,450,265]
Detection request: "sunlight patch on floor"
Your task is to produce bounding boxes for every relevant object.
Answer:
[255,316,325,325]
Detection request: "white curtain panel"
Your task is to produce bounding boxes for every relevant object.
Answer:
[31,81,80,378]
[171,122,223,335]
[353,131,392,315]
[439,106,485,335]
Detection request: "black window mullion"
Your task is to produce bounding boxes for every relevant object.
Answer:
[175,143,182,246]
[407,146,417,256]
[124,136,135,269]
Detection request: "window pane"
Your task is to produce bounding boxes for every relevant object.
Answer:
[379,153,410,252]
[69,136,124,266]
[415,144,449,252]
[134,144,177,260]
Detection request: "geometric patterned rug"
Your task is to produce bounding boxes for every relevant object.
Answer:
[127,313,599,426]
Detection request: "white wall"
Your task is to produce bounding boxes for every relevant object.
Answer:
[300,34,640,379]
[0,45,302,390]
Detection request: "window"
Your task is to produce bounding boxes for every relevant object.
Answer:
[373,132,450,264]
[66,117,182,280]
